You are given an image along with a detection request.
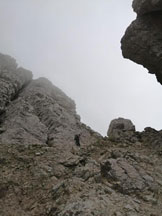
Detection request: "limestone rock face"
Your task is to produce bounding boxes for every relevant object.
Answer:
[121,0,162,84]
[0,53,97,147]
[0,53,32,114]
[0,53,162,216]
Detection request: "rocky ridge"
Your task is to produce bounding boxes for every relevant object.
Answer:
[121,0,162,84]
[0,53,162,216]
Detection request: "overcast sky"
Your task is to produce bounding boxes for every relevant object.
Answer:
[0,0,162,135]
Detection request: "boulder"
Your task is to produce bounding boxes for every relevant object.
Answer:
[107,118,135,141]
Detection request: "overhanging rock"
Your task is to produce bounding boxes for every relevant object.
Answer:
[121,0,162,84]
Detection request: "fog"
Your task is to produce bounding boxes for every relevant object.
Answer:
[0,0,162,135]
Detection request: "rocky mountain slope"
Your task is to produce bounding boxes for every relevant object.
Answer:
[1,1,162,214]
[0,54,162,216]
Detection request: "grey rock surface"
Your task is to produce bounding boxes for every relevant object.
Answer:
[0,53,162,216]
[0,53,98,148]
[132,0,162,15]
[107,117,135,141]
[121,0,162,84]
[0,54,32,114]
[101,157,155,194]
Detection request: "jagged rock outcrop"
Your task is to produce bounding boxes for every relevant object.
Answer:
[107,118,135,142]
[121,0,162,84]
[101,157,156,195]
[0,54,98,148]
[0,54,32,114]
[0,53,162,215]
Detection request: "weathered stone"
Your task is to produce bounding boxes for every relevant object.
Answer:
[0,53,162,215]
[142,194,158,204]
[100,158,155,194]
[0,54,32,114]
[107,118,135,141]
[74,159,100,181]
[141,127,162,149]
[0,54,99,147]
[108,118,135,134]
[121,0,162,85]
[133,0,162,15]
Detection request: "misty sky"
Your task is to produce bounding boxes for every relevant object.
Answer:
[0,0,162,135]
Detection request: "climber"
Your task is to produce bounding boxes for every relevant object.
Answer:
[74,134,81,147]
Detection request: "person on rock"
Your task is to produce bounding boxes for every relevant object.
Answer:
[74,134,81,147]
